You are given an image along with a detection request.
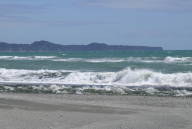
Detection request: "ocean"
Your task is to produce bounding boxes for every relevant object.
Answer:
[0,50,192,96]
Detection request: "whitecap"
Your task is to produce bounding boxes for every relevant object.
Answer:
[1,67,192,87]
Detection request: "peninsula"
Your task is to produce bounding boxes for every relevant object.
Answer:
[0,40,163,52]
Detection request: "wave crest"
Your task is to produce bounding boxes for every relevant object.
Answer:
[164,56,192,63]
[1,56,192,64]
[0,56,57,60]
[1,68,192,87]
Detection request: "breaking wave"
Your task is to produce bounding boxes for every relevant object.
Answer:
[52,57,161,63]
[0,56,57,60]
[0,56,192,64]
[1,67,192,87]
[164,56,192,63]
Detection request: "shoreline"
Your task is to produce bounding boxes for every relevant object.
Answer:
[0,93,192,129]
[1,84,192,97]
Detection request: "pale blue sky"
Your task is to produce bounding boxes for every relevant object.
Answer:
[0,0,192,49]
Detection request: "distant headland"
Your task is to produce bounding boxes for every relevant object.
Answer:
[0,40,163,52]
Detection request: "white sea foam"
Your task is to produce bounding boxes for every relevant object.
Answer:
[0,56,57,60]
[0,55,192,64]
[52,57,192,63]
[1,67,192,87]
[86,58,128,63]
[12,56,31,60]
[0,56,13,59]
[164,56,192,63]
[53,58,128,62]
[52,58,84,62]
[175,90,192,96]
[33,56,57,59]
[0,56,160,62]
[52,57,161,63]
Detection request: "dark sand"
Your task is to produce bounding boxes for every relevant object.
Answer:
[0,94,192,129]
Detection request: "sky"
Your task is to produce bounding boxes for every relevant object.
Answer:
[0,0,192,50]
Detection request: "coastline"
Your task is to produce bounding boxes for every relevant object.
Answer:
[1,84,192,96]
[0,93,192,129]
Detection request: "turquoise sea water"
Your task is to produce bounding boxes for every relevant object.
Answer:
[1,50,192,96]
[1,50,192,72]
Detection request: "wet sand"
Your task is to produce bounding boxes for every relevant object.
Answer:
[0,94,192,129]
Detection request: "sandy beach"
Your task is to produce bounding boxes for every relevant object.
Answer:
[0,94,191,129]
